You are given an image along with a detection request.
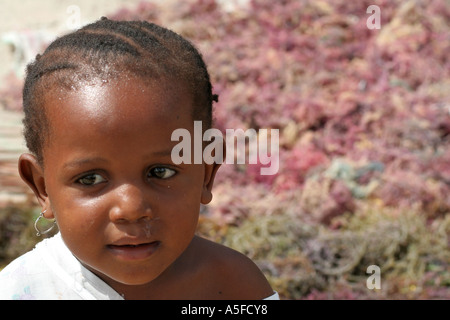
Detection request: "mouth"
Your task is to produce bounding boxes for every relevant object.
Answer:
[107,241,161,261]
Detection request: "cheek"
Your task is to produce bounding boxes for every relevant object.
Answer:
[50,190,109,241]
[159,191,200,231]
[157,181,202,241]
[51,195,111,269]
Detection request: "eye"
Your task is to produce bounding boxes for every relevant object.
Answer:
[148,167,176,179]
[77,173,107,186]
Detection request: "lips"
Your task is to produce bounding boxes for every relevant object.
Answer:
[107,240,161,261]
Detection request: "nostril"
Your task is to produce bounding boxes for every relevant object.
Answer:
[109,197,154,223]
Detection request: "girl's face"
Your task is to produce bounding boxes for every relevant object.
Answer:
[21,77,219,288]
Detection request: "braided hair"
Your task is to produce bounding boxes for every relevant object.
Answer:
[22,17,218,165]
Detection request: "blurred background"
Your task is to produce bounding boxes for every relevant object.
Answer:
[0,0,449,299]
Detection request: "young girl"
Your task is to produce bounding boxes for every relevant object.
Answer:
[0,18,278,300]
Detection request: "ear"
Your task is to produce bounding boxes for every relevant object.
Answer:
[18,153,53,219]
[200,162,221,205]
[200,138,225,205]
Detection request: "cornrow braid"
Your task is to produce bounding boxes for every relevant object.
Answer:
[22,17,217,165]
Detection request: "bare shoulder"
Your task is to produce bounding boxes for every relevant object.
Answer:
[192,236,274,300]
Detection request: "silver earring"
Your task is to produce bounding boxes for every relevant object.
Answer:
[34,210,57,236]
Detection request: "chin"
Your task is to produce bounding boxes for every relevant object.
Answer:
[80,259,164,289]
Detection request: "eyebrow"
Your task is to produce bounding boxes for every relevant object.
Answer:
[63,157,109,170]
[147,149,174,158]
[63,149,175,170]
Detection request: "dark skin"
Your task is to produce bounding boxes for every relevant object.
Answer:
[18,76,273,299]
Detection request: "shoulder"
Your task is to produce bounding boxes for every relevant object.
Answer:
[192,236,274,300]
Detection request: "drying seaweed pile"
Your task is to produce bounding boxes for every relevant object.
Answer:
[197,185,450,299]
[0,0,449,299]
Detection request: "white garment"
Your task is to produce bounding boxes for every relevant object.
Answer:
[0,233,122,300]
[264,291,280,300]
[0,233,279,300]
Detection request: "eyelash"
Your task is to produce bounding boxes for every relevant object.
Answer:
[77,173,106,186]
[75,167,177,186]
[147,167,177,179]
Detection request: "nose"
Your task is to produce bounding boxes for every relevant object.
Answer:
[109,183,153,223]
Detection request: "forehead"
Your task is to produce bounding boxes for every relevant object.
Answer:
[43,76,193,134]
